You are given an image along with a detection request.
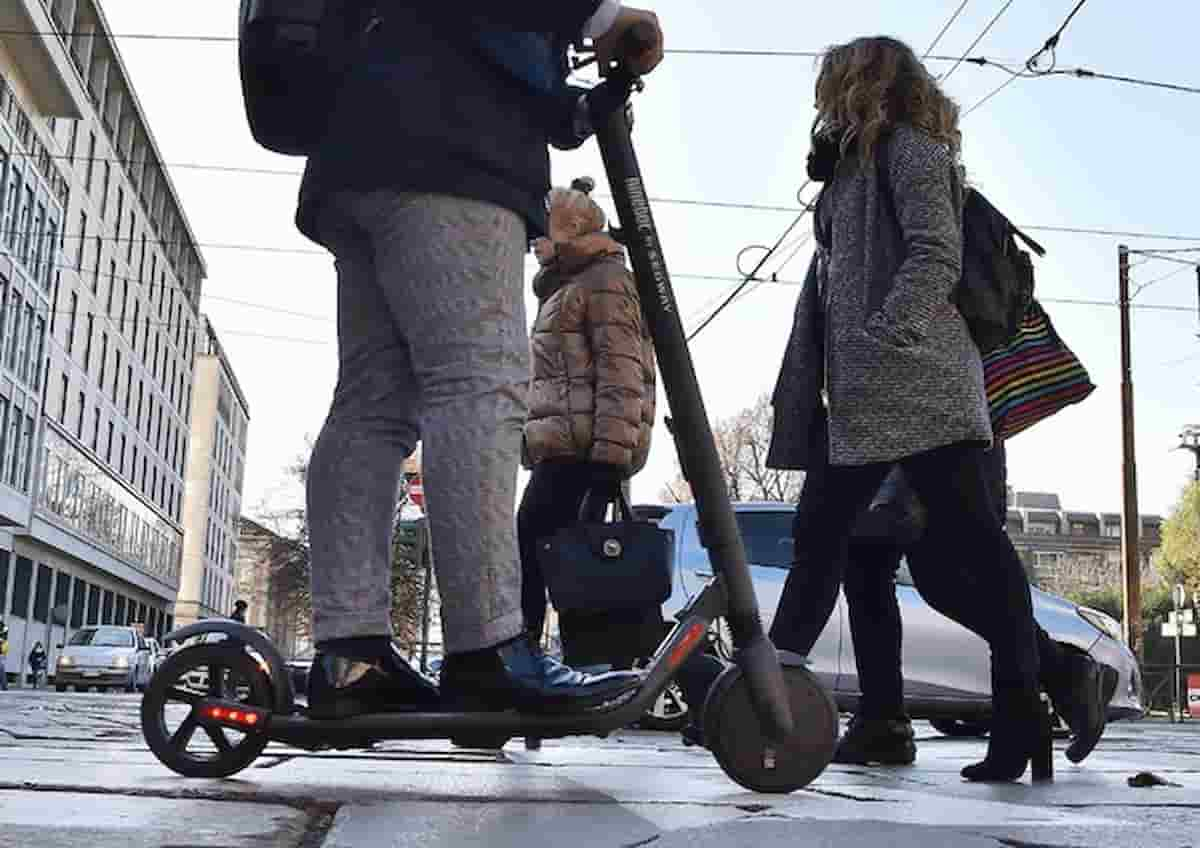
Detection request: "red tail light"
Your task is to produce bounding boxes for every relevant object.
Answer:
[202,703,265,729]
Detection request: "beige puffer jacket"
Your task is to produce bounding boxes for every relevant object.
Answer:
[524,234,656,475]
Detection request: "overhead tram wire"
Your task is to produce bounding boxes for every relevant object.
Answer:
[939,0,1017,83]
[924,0,973,58]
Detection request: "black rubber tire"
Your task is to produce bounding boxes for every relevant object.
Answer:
[639,682,690,732]
[141,643,272,778]
[55,685,67,693]
[930,718,991,738]
[703,663,839,794]
[74,685,89,693]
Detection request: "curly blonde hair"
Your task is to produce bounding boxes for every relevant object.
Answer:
[814,36,961,164]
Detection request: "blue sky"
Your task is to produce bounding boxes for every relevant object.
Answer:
[101,1,1199,518]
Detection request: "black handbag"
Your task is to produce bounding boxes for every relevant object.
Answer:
[536,486,674,614]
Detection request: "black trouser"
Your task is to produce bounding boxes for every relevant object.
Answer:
[770,441,1040,715]
[839,442,1066,720]
[517,459,663,669]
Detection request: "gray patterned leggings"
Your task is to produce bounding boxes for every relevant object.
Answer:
[308,191,529,654]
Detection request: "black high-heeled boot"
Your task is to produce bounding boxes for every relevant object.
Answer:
[961,689,1041,782]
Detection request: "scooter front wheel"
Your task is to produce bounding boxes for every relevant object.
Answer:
[702,662,838,793]
[141,642,272,778]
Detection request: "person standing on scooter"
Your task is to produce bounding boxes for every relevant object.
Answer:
[833,441,1117,767]
[766,36,1045,782]
[296,2,666,720]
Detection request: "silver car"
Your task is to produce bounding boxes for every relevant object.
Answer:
[654,502,1144,733]
[55,626,154,693]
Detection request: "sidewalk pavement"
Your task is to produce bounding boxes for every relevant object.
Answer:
[0,689,1197,847]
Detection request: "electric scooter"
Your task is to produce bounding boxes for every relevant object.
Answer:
[140,26,839,794]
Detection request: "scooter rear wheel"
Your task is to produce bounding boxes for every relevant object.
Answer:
[702,662,838,793]
[141,642,272,778]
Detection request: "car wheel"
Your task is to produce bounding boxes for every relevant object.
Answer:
[96,686,109,694]
[930,718,990,738]
[75,685,89,693]
[639,682,691,731]
[55,684,67,693]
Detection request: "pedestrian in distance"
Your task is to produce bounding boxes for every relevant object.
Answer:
[230,600,248,624]
[765,35,1048,782]
[27,642,47,690]
[295,1,666,722]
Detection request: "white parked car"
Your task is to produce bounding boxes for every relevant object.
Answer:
[55,626,154,693]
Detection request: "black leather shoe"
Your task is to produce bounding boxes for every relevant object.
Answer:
[1049,653,1117,764]
[441,638,642,715]
[307,647,441,720]
[833,715,917,766]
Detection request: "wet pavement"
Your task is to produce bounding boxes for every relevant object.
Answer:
[0,688,1197,847]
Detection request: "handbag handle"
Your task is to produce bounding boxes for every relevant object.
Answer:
[578,480,636,523]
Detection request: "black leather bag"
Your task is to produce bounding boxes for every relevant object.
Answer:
[536,487,674,614]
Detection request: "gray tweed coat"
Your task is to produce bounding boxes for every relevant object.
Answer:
[767,125,992,470]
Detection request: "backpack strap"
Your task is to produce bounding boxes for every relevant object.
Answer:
[1010,225,1047,258]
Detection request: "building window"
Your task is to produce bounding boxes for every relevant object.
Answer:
[114,187,123,237]
[120,433,127,474]
[127,212,136,262]
[4,292,22,372]
[59,374,68,424]
[98,332,108,389]
[18,302,33,384]
[131,299,139,349]
[92,235,102,293]
[70,578,87,628]
[19,414,33,492]
[32,564,52,623]
[76,392,85,439]
[32,316,45,391]
[10,556,32,618]
[83,313,94,370]
[125,365,133,416]
[106,421,114,464]
[3,406,19,487]
[76,211,87,271]
[119,280,128,330]
[101,589,114,625]
[100,161,111,219]
[107,262,117,314]
[85,132,97,190]
[113,350,122,403]
[67,292,78,352]
[91,409,100,453]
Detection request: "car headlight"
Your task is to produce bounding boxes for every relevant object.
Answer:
[114,656,130,669]
[1078,606,1122,642]
[57,655,73,667]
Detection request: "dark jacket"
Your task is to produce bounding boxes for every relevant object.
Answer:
[297,2,604,241]
[525,235,656,474]
[767,125,992,470]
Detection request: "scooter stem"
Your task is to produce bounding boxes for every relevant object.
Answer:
[591,80,794,742]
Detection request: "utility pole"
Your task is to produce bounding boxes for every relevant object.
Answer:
[1118,244,1143,660]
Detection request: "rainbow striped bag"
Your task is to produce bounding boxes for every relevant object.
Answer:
[983,299,1096,440]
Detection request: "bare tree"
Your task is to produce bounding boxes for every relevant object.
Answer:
[659,392,804,504]
[254,453,429,651]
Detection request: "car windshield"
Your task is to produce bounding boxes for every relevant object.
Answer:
[68,627,134,647]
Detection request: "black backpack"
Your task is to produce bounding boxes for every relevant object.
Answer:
[957,188,1045,354]
[238,1,361,156]
[876,146,1046,354]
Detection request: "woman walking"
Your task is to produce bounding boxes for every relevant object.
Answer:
[767,36,1043,782]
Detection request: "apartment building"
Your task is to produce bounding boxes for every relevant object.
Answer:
[0,0,204,679]
[175,317,249,627]
[1005,490,1162,598]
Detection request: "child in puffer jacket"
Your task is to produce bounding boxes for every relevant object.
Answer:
[517,177,659,671]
